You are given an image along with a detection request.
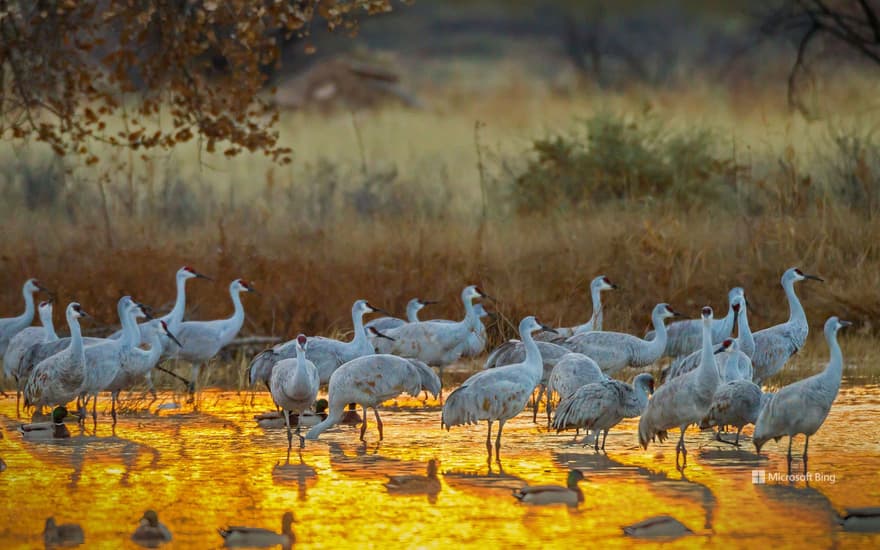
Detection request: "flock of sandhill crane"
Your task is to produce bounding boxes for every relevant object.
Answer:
[0,266,849,473]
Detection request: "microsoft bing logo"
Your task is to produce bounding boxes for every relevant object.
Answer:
[752,470,766,484]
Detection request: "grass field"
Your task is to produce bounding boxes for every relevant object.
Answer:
[1,68,879,389]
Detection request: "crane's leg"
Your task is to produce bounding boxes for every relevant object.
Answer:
[91,395,98,432]
[297,413,305,448]
[188,364,201,395]
[486,421,493,461]
[676,425,688,470]
[594,428,601,453]
[284,409,293,452]
[373,408,384,441]
[787,436,794,476]
[111,391,118,426]
[495,419,506,463]
[734,427,742,447]
[803,435,809,476]
[16,388,21,419]
[532,385,545,423]
[573,428,580,441]
[145,372,158,408]
[360,405,369,442]
[601,429,609,451]
[545,390,552,427]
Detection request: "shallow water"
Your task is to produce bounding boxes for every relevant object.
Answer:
[1,386,879,549]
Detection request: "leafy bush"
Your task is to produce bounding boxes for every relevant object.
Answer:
[504,112,742,214]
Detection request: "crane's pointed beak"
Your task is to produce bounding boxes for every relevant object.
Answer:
[713,346,725,354]
[839,320,853,328]
[804,273,824,282]
[165,329,183,348]
[370,328,395,341]
[195,272,213,281]
[539,323,558,334]
[421,300,440,305]
[366,303,391,316]
[137,303,154,320]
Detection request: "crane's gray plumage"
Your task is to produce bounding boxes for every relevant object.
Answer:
[547,352,606,405]
[0,278,48,356]
[702,377,763,446]
[553,373,654,451]
[484,339,569,423]
[171,279,254,388]
[378,285,488,365]
[565,303,680,375]
[23,303,88,410]
[753,316,849,468]
[546,275,618,340]
[638,307,722,469]
[665,295,753,383]
[751,268,822,384]
[4,300,58,413]
[107,266,209,352]
[306,354,440,441]
[250,299,382,388]
[647,287,743,358]
[441,316,552,461]
[270,334,320,449]
[366,298,435,332]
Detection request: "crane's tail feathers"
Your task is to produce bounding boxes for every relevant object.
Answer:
[408,359,441,399]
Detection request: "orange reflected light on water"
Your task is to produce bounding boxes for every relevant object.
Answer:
[1,387,879,548]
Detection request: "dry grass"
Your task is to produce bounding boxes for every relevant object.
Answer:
[2,74,880,390]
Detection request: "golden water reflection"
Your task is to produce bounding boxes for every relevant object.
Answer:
[1,387,879,548]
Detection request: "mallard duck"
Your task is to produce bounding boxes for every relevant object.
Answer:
[43,517,84,547]
[838,507,880,532]
[255,399,328,429]
[385,459,441,494]
[622,515,693,539]
[512,470,584,506]
[19,406,70,440]
[131,510,172,547]
[219,511,295,548]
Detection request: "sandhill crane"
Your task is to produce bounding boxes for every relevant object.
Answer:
[248,299,384,389]
[306,354,440,441]
[77,298,152,427]
[513,470,585,506]
[751,268,822,384]
[484,339,570,423]
[366,298,437,332]
[108,266,210,345]
[172,278,256,391]
[648,287,743,358]
[546,352,607,432]
[4,300,58,416]
[565,303,681,375]
[270,335,319,450]
[132,510,173,547]
[23,303,89,412]
[381,285,489,384]
[218,512,294,549]
[665,295,753,382]
[551,275,618,339]
[0,278,50,356]
[104,320,182,423]
[702,369,763,446]
[441,316,553,462]
[553,373,654,451]
[754,316,849,473]
[638,307,722,469]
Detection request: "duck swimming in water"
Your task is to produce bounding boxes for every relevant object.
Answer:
[512,470,584,507]
[219,511,295,549]
[19,406,70,440]
[131,510,172,547]
[385,459,441,496]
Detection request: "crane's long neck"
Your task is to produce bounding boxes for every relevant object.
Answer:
[293,346,310,387]
[697,320,719,396]
[39,308,58,342]
[167,274,189,328]
[590,285,603,331]
[227,287,245,332]
[133,324,164,370]
[821,326,844,391]
[737,307,755,358]
[784,279,806,326]
[716,303,737,340]
[521,329,543,384]
[406,302,421,323]
[306,406,344,440]
[642,310,668,360]
[121,307,141,350]
[350,308,368,349]
[15,286,36,328]
[67,312,84,359]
